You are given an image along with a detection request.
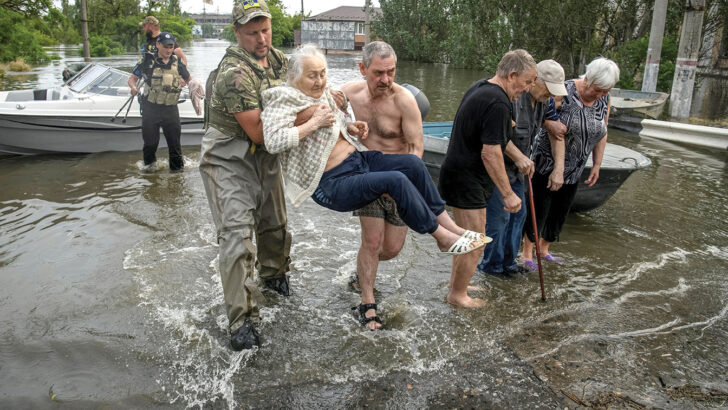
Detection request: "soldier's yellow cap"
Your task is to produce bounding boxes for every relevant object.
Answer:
[233,0,271,26]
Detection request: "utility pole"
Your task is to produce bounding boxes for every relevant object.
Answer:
[642,0,668,92]
[668,0,706,119]
[80,0,90,62]
[364,0,371,44]
[301,0,304,19]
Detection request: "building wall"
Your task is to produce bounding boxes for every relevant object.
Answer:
[188,13,231,36]
[301,20,355,50]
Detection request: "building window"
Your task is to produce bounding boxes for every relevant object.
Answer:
[356,22,365,34]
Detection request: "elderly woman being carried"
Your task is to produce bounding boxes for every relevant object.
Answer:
[262,44,489,258]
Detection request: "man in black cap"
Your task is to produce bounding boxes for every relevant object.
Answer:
[128,32,193,171]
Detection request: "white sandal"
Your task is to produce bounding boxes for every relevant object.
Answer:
[441,231,487,255]
[463,230,492,245]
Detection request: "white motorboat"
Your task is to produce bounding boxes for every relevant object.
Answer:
[0,63,203,155]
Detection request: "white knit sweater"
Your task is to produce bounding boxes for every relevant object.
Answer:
[262,85,367,207]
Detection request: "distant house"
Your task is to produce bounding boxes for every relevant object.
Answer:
[188,13,231,37]
[300,6,382,51]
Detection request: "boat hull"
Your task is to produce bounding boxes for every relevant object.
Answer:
[421,122,651,213]
[0,114,203,155]
[609,88,669,119]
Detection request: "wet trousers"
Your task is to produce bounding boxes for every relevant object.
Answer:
[199,127,291,331]
[141,101,183,170]
[478,179,526,273]
[311,151,445,235]
[523,171,578,243]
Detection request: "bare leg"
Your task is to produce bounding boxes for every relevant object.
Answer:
[356,217,383,330]
[446,207,487,308]
[522,235,534,262]
[356,218,407,330]
[539,238,552,257]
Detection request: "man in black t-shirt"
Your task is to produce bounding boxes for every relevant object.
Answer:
[439,49,537,308]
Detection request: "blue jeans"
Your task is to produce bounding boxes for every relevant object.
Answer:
[478,179,526,273]
[312,151,445,234]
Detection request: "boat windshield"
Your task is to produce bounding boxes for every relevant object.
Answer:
[67,65,131,96]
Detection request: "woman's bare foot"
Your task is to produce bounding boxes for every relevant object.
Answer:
[446,292,487,308]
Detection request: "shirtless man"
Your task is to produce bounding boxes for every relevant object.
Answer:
[341,41,424,330]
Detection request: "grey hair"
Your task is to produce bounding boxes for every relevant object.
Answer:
[495,49,536,77]
[362,41,397,67]
[582,57,620,89]
[287,43,328,85]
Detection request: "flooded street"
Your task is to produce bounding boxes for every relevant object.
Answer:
[1,41,727,408]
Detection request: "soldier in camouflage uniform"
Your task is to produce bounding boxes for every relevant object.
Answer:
[199,0,291,350]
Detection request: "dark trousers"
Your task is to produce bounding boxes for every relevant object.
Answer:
[478,178,526,273]
[141,101,183,170]
[312,151,445,235]
[524,171,578,243]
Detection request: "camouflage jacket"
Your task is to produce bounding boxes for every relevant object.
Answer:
[207,45,287,138]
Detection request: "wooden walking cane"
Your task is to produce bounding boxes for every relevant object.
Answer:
[527,177,546,301]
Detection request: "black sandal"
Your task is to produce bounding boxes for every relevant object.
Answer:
[352,303,382,329]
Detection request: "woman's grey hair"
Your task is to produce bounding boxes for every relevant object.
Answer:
[582,57,620,89]
[496,49,536,77]
[287,43,328,85]
[362,41,397,67]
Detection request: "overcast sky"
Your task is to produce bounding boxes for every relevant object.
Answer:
[179,0,379,17]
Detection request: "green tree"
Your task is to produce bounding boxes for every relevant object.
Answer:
[0,0,51,16]
[0,7,49,62]
[222,24,235,43]
[201,22,214,38]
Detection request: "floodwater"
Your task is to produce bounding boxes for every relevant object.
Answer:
[1,40,727,408]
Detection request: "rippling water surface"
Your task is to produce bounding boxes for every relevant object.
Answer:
[1,41,727,408]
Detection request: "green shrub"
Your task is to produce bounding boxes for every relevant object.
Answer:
[85,34,125,57]
[0,8,49,62]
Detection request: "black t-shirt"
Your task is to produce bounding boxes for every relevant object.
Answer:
[140,36,158,57]
[442,79,514,176]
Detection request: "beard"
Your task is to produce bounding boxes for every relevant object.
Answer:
[146,31,153,41]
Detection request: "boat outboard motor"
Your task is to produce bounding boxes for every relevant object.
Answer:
[401,83,430,120]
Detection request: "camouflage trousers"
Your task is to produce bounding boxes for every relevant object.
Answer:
[199,127,291,332]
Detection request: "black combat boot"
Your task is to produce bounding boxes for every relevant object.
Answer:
[230,320,260,351]
[264,275,290,296]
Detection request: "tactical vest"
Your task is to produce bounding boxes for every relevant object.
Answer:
[205,48,286,138]
[145,58,182,106]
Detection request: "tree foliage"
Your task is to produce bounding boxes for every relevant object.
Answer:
[374,0,727,92]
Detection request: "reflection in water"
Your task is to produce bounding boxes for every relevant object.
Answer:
[1,42,727,408]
